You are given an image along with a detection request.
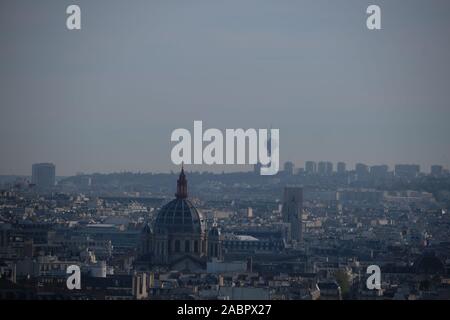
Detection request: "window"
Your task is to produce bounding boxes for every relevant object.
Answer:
[175,240,180,252]
[185,240,190,253]
[194,240,198,253]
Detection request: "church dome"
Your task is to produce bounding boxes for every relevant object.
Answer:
[154,198,204,234]
[153,166,205,234]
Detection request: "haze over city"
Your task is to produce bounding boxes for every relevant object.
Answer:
[2,0,450,306]
[1,0,450,176]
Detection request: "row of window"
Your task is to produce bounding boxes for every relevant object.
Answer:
[153,239,222,255]
[172,239,199,254]
[224,241,282,250]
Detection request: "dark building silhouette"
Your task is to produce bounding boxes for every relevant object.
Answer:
[31,163,55,188]
[139,166,222,271]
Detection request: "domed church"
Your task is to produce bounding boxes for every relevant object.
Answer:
[139,166,222,271]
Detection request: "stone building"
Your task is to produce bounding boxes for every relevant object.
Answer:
[139,166,222,271]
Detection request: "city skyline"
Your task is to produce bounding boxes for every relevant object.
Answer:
[1,159,449,177]
[2,162,450,301]
[2,0,450,306]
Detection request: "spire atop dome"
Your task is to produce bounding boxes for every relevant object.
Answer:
[175,164,188,199]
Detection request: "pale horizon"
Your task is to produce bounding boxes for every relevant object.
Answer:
[2,0,450,176]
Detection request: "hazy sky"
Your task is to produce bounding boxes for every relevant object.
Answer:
[1,0,450,176]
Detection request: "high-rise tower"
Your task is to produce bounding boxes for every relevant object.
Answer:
[31,163,55,189]
[282,187,303,243]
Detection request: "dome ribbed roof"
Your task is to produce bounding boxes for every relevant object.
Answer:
[154,198,204,234]
[153,166,205,234]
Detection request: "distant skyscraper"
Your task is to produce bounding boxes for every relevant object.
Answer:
[31,163,55,188]
[284,161,294,175]
[355,163,369,181]
[318,162,326,175]
[431,165,443,176]
[337,162,346,174]
[370,165,389,179]
[395,164,420,179]
[305,161,316,174]
[355,163,369,174]
[318,161,333,175]
[325,162,333,175]
[282,187,303,243]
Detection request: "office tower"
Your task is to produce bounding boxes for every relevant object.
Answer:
[355,163,369,181]
[318,162,326,175]
[395,164,420,179]
[355,163,369,175]
[284,161,294,175]
[337,162,346,174]
[282,187,303,242]
[31,163,55,188]
[370,165,389,179]
[318,161,333,175]
[431,165,443,176]
[305,161,317,174]
[325,162,333,175]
